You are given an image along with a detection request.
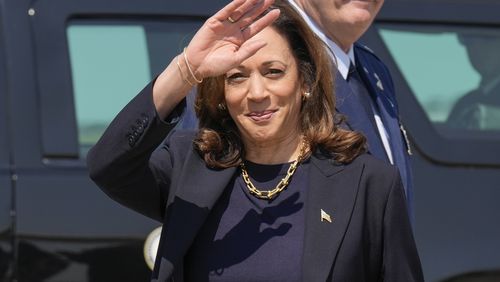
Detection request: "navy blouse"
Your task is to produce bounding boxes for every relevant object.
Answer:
[185,159,311,281]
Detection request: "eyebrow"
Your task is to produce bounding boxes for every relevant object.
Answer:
[262,60,286,66]
[232,60,287,71]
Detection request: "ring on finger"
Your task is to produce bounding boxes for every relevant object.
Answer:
[227,16,236,23]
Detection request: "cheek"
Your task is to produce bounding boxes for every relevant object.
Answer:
[224,86,240,105]
[224,91,245,118]
[292,93,303,115]
[280,88,303,114]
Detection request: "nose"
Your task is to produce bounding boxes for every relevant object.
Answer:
[247,74,268,102]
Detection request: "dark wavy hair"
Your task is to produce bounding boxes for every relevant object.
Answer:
[194,0,366,168]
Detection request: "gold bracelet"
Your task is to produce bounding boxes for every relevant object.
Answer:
[183,47,203,84]
[176,55,194,86]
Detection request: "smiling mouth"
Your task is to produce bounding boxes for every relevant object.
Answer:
[351,0,376,3]
[246,110,277,122]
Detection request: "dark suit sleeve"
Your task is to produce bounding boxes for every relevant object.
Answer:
[87,80,186,221]
[382,170,424,282]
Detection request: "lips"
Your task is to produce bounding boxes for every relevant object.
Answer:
[246,110,277,122]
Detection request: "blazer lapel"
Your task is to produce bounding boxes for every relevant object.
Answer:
[335,71,388,161]
[154,148,237,281]
[302,155,364,281]
[354,50,398,119]
[355,49,412,199]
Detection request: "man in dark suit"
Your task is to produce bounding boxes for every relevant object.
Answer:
[287,0,414,216]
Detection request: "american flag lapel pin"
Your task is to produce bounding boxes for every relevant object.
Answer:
[321,209,333,223]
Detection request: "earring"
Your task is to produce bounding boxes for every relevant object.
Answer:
[303,92,311,99]
[217,103,227,111]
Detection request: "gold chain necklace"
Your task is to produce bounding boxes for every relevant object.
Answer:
[240,140,308,200]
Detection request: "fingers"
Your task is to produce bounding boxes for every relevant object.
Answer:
[213,0,256,22]
[188,0,280,77]
[212,0,280,40]
[228,0,263,24]
[241,8,280,41]
[233,0,276,28]
[233,40,267,64]
[214,0,275,25]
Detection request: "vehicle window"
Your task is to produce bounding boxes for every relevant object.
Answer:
[67,20,200,156]
[378,25,500,138]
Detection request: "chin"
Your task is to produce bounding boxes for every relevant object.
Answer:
[246,129,277,143]
[250,133,272,142]
[350,8,376,19]
[346,12,375,28]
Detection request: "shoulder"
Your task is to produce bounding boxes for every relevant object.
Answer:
[165,129,197,147]
[353,42,392,77]
[354,43,385,65]
[314,152,399,182]
[150,129,198,166]
[456,89,482,105]
[354,42,396,94]
[349,153,401,192]
[162,129,197,154]
[345,154,406,216]
[353,153,398,173]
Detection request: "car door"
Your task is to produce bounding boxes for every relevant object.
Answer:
[0,12,14,279]
[2,0,225,281]
[364,1,500,280]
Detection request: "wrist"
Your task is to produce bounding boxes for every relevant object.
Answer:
[176,54,194,86]
[182,47,203,84]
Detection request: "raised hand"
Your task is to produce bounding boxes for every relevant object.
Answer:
[152,0,279,118]
[184,0,280,79]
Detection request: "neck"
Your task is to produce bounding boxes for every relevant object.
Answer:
[291,0,362,52]
[327,31,356,53]
[243,135,304,164]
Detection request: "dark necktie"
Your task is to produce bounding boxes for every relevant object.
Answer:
[346,56,414,220]
[346,62,379,131]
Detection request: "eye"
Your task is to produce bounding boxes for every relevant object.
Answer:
[226,72,246,83]
[266,68,285,77]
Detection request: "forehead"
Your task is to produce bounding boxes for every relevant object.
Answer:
[303,0,384,12]
[246,27,294,62]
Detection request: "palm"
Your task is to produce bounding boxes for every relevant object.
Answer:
[185,0,280,78]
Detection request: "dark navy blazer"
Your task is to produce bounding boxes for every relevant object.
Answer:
[87,82,423,281]
[341,43,414,217]
[179,43,415,217]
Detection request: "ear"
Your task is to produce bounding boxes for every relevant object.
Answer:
[300,83,311,100]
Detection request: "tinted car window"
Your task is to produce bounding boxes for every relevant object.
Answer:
[67,20,199,156]
[379,24,500,138]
